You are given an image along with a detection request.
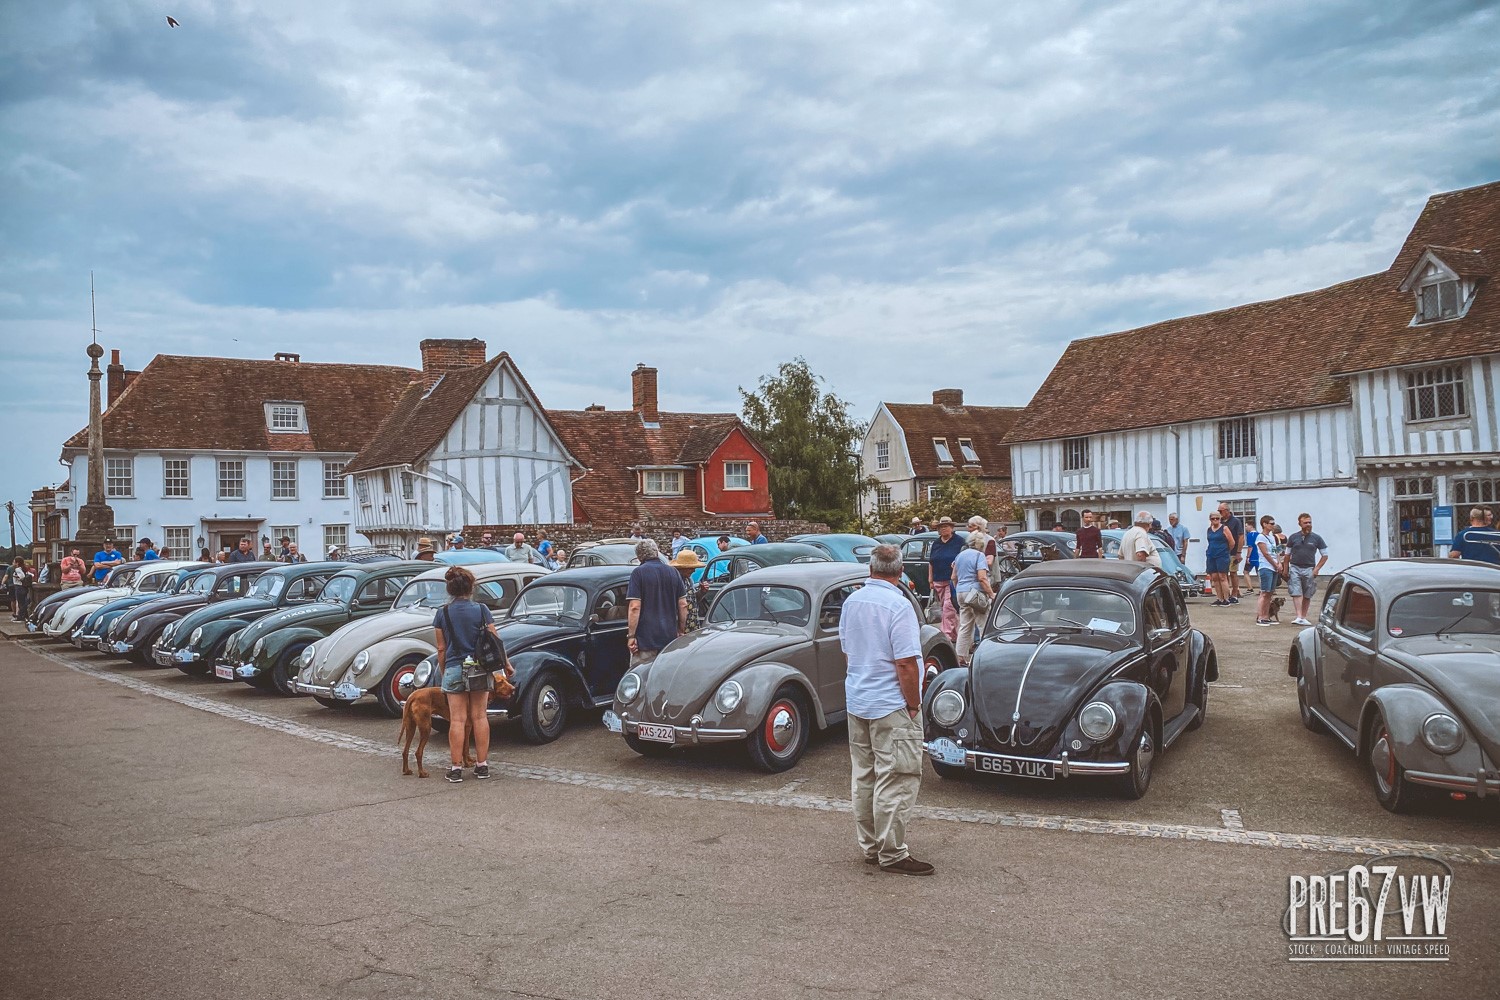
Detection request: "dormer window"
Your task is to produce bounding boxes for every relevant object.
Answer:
[266,402,307,433]
[1418,279,1461,323]
[1400,250,1477,326]
[957,437,979,464]
[933,438,953,464]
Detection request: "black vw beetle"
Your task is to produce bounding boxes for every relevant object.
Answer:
[923,561,1216,798]
[403,566,633,743]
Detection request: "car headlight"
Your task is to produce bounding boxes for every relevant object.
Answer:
[127,620,139,636]
[1421,713,1464,755]
[301,643,318,667]
[190,627,203,644]
[713,680,744,714]
[252,638,265,658]
[931,689,965,727]
[413,659,434,687]
[617,671,642,703]
[352,650,371,675]
[1078,701,1118,742]
[163,622,178,640]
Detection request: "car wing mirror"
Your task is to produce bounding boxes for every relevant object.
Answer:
[1147,627,1173,644]
[587,613,599,629]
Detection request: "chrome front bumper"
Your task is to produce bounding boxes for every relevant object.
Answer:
[607,710,748,745]
[109,640,133,655]
[926,739,1131,776]
[171,649,198,665]
[293,679,366,701]
[1407,769,1500,799]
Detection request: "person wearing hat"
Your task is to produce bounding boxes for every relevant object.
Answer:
[927,517,963,643]
[1119,511,1162,569]
[415,537,437,561]
[448,533,466,549]
[326,544,342,560]
[909,516,928,535]
[668,549,707,631]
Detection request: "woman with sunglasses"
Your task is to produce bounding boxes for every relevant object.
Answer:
[1204,513,1235,606]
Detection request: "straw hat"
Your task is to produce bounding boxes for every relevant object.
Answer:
[416,537,436,555]
[669,549,705,570]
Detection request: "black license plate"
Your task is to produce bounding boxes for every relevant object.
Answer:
[974,754,1055,780]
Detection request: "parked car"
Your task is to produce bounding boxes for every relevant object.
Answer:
[697,542,833,606]
[105,564,270,662]
[993,531,1078,580]
[606,562,958,772]
[784,532,918,591]
[677,536,748,583]
[566,542,642,568]
[294,562,547,714]
[1099,529,1199,600]
[152,563,346,674]
[48,560,203,641]
[402,566,635,743]
[923,560,1216,798]
[75,562,209,649]
[1287,559,1500,812]
[874,533,908,546]
[28,561,153,633]
[898,531,969,603]
[215,561,428,694]
[434,549,508,566]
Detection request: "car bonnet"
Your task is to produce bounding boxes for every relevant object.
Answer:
[1385,635,1500,757]
[635,623,804,723]
[970,632,1137,751]
[310,607,438,682]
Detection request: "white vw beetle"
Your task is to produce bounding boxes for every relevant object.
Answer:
[45,560,204,640]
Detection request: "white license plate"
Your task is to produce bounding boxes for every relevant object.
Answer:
[974,754,1055,780]
[214,664,235,681]
[637,723,677,744]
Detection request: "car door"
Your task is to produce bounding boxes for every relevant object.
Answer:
[813,584,861,714]
[583,584,631,701]
[351,578,395,620]
[1144,582,1188,723]
[1318,579,1377,728]
[901,538,931,598]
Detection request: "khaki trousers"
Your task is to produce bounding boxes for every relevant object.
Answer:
[848,709,924,865]
[956,595,985,663]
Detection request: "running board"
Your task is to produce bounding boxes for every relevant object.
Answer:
[1162,706,1199,748]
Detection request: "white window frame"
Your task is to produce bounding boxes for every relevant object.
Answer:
[354,476,371,506]
[1216,417,1257,460]
[323,524,350,553]
[162,458,190,498]
[1452,477,1500,505]
[925,484,938,501]
[932,438,953,465]
[112,524,136,548]
[270,526,299,550]
[644,470,685,496]
[400,471,416,502]
[1416,278,1462,323]
[957,438,979,464]
[875,440,890,471]
[723,461,751,491]
[1062,436,1090,473]
[271,459,299,500]
[875,487,892,513]
[163,526,193,558]
[265,402,307,433]
[218,459,246,500]
[105,457,134,498]
[322,461,347,499]
[1403,365,1468,423]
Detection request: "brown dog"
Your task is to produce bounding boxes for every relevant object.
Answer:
[399,671,515,778]
[1268,596,1286,624]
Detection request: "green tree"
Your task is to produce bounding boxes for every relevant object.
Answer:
[871,473,991,534]
[741,358,865,530]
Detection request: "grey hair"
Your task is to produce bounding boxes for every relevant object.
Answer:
[967,516,988,531]
[966,532,987,550]
[868,544,904,577]
[635,538,661,561]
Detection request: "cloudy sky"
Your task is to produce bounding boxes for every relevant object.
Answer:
[2,0,1497,518]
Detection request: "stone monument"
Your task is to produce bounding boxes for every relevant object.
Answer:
[73,341,116,571]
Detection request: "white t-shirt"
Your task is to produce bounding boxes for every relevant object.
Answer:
[1119,526,1163,568]
[838,579,922,720]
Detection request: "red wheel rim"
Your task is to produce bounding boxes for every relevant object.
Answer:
[390,666,413,705]
[764,699,799,754]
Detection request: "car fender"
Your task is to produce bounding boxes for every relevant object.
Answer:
[706,661,825,730]
[1289,626,1320,679]
[127,611,180,640]
[921,667,972,738]
[255,626,324,669]
[1188,629,1218,688]
[508,648,587,709]
[919,626,957,671]
[1085,680,1158,759]
[194,618,251,652]
[353,637,439,689]
[1358,683,1484,777]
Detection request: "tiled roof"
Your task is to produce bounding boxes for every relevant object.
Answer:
[342,357,505,475]
[1423,246,1492,279]
[62,355,417,455]
[884,402,1024,479]
[1005,180,1500,442]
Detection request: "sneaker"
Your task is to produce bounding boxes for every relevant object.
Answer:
[880,855,935,877]
[1255,618,1273,627]
[1292,617,1311,626]
[473,763,490,780]
[1227,597,1240,605]
[1209,600,1226,607]
[446,767,463,783]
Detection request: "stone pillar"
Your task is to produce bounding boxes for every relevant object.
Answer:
[74,342,115,571]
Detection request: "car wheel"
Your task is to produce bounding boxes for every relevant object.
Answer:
[1369,711,1427,814]
[1115,722,1157,800]
[746,685,811,773]
[312,696,347,710]
[1295,656,1326,734]
[624,733,675,758]
[519,672,569,744]
[375,656,423,719]
[269,644,307,696]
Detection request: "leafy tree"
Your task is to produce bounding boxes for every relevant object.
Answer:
[871,473,991,534]
[741,359,865,530]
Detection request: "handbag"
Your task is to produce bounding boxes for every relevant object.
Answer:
[960,588,992,614]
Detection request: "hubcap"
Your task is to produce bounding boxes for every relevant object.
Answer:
[1371,729,1395,793]
[392,669,413,703]
[1137,732,1155,782]
[766,701,799,755]
[537,685,562,729]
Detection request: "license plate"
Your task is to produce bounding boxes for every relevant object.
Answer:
[636,723,677,744]
[974,754,1055,780]
[214,664,235,681]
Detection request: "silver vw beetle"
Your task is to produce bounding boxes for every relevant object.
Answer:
[293,561,547,715]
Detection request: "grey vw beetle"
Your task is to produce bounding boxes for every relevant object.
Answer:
[606,562,957,772]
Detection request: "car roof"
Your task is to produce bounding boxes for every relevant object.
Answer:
[786,533,879,545]
[328,561,423,583]
[724,562,870,589]
[433,550,508,565]
[1008,531,1077,543]
[523,565,634,588]
[410,561,549,583]
[259,560,350,579]
[904,530,970,542]
[1010,560,1159,589]
[709,542,833,563]
[1340,558,1500,590]
[202,563,271,579]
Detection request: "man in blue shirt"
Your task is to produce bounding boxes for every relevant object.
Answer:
[92,540,123,583]
[1450,507,1500,565]
[626,539,688,667]
[1167,514,1191,560]
[139,537,159,561]
[746,521,768,544]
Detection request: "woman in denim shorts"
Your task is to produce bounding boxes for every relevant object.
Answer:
[433,566,509,783]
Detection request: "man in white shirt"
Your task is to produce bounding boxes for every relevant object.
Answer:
[838,544,933,877]
[1118,511,1163,569]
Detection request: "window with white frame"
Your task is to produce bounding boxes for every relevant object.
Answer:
[1062,436,1090,472]
[270,526,299,550]
[1416,279,1462,323]
[162,458,190,497]
[1453,477,1500,505]
[957,438,979,464]
[644,470,684,496]
[875,440,890,471]
[724,461,751,490]
[322,461,347,499]
[925,484,938,501]
[266,403,307,433]
[1223,499,1258,533]
[932,438,953,464]
[112,525,135,548]
[324,524,349,553]
[1404,365,1468,422]
[354,476,370,506]
[218,459,245,500]
[875,487,892,513]
[163,526,193,558]
[400,471,416,502]
[271,459,298,499]
[105,457,134,497]
[1217,417,1257,460]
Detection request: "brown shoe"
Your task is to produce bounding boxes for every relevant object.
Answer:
[863,854,879,865]
[879,856,934,876]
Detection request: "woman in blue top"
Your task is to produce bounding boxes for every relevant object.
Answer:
[433,566,512,783]
[951,534,995,665]
[1204,514,1235,607]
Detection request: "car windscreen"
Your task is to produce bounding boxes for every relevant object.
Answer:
[136,572,172,593]
[394,579,447,610]
[1387,588,1500,638]
[992,587,1136,636]
[320,576,357,604]
[509,584,588,620]
[708,585,812,627]
[111,569,139,588]
[249,575,285,601]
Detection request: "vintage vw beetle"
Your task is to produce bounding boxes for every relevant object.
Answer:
[993,531,1078,580]
[898,530,969,603]
[294,561,546,714]
[153,562,346,674]
[29,561,157,633]
[215,561,427,694]
[108,564,268,662]
[606,563,958,772]
[1288,559,1500,812]
[76,563,209,649]
[697,542,833,606]
[923,561,1215,798]
[402,566,634,742]
[43,561,180,639]
[1100,529,1198,600]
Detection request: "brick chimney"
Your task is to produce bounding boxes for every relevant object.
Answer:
[932,388,964,408]
[274,352,301,363]
[419,338,487,386]
[631,364,659,423]
[106,349,126,408]
[585,403,606,412]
